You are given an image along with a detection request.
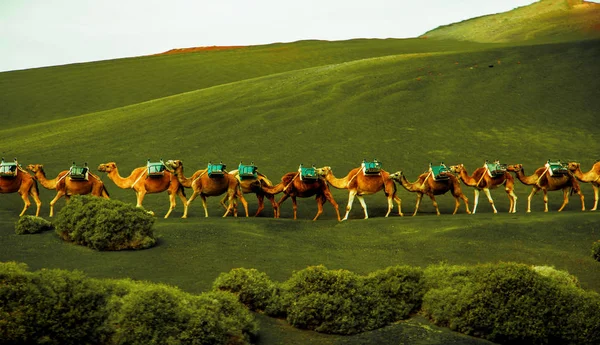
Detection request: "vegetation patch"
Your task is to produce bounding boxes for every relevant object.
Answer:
[421,262,600,345]
[53,195,156,251]
[214,265,424,335]
[14,215,53,234]
[592,240,600,262]
[0,262,257,345]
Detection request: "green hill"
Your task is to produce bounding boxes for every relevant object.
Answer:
[423,0,600,43]
[1,3,600,345]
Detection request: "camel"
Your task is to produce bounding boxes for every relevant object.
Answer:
[389,170,470,216]
[507,164,584,213]
[255,169,341,221]
[0,161,42,216]
[317,166,402,220]
[223,168,277,217]
[164,160,248,218]
[568,161,600,211]
[97,162,187,218]
[449,163,517,214]
[27,164,109,217]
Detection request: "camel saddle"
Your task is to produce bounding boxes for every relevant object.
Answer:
[69,162,89,181]
[208,162,226,178]
[485,161,507,177]
[362,159,382,175]
[0,158,18,178]
[546,160,568,176]
[299,164,318,181]
[238,162,257,179]
[429,162,449,181]
[147,159,166,177]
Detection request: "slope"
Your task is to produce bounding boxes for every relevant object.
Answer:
[422,0,600,43]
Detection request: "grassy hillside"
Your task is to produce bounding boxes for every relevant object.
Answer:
[1,4,600,344]
[423,0,600,43]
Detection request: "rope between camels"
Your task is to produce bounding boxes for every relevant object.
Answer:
[283,173,300,192]
[475,167,488,188]
[347,168,362,187]
[536,166,551,188]
[131,170,147,188]
[192,170,208,186]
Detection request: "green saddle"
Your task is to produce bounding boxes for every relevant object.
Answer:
[208,162,226,178]
[299,164,318,181]
[0,158,18,177]
[69,162,89,180]
[546,160,568,176]
[485,161,507,177]
[362,159,382,175]
[147,159,166,177]
[238,162,257,179]
[430,162,449,181]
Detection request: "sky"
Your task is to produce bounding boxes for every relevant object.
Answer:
[0,0,571,72]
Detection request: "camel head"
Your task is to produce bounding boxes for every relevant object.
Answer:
[448,164,464,174]
[388,171,403,182]
[26,164,44,174]
[567,162,580,172]
[164,160,183,173]
[98,162,117,173]
[507,164,523,173]
[315,166,332,176]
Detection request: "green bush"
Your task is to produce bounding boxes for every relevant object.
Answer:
[421,262,600,345]
[212,268,279,312]
[592,240,600,262]
[53,195,156,250]
[0,262,113,345]
[0,262,258,345]
[14,215,53,234]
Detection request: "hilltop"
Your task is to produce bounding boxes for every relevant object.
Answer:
[423,0,600,42]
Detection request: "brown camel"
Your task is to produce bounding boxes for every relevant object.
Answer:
[449,163,517,214]
[507,164,584,213]
[256,170,341,221]
[97,162,187,218]
[164,160,248,218]
[389,170,470,216]
[27,164,109,217]
[568,161,600,211]
[0,162,42,216]
[317,166,402,220]
[224,168,277,217]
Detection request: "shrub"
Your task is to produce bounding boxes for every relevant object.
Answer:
[109,283,257,345]
[421,262,600,345]
[0,262,113,345]
[212,268,279,312]
[14,215,52,234]
[592,240,600,262]
[53,195,156,250]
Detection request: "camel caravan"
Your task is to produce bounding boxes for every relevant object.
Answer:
[1,157,598,220]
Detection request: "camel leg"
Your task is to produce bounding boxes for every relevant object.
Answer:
[313,195,325,221]
[592,184,598,211]
[177,189,188,218]
[506,188,517,213]
[28,185,42,217]
[276,194,290,218]
[219,195,228,210]
[526,187,539,213]
[323,190,341,221]
[266,194,278,218]
[254,194,265,217]
[164,191,177,219]
[482,188,497,214]
[356,195,368,219]
[428,193,441,216]
[200,195,209,217]
[557,188,570,212]
[237,189,249,217]
[291,196,298,220]
[393,195,403,217]
[413,193,423,216]
[543,190,551,212]
[18,191,32,217]
[577,188,585,211]
[452,196,460,215]
[49,190,66,217]
[472,189,480,214]
[343,190,357,221]
[384,195,393,217]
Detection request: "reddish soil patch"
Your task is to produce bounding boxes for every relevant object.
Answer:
[155,46,246,56]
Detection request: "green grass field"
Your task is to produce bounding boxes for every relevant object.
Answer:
[1,1,599,344]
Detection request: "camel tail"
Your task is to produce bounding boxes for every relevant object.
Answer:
[102,185,110,198]
[179,184,187,198]
[258,173,274,187]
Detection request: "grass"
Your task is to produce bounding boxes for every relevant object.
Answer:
[1,1,600,343]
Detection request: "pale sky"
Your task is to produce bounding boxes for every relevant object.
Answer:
[0,0,561,72]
